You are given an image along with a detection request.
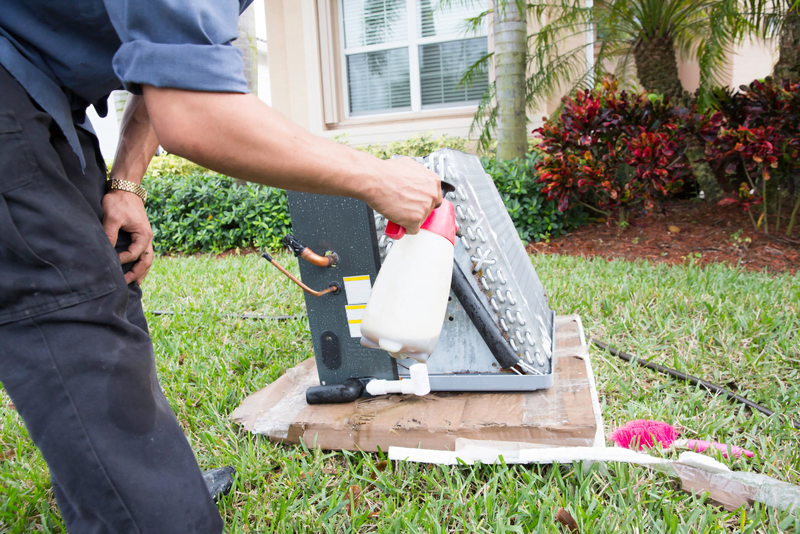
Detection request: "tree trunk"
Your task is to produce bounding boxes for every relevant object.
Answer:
[494,1,528,161]
[773,5,800,82]
[632,37,685,99]
[686,142,725,202]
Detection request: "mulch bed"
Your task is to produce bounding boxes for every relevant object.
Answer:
[528,199,800,275]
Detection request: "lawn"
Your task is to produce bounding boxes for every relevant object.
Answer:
[0,253,798,533]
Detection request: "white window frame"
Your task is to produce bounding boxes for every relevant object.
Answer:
[338,0,488,120]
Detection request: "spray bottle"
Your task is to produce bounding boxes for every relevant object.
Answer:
[359,199,456,367]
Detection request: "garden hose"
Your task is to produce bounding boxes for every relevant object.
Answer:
[146,310,305,322]
[590,338,800,431]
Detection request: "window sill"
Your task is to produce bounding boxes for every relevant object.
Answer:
[325,105,478,131]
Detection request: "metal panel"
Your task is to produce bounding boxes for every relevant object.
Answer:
[376,150,555,388]
[425,371,554,391]
[287,192,398,384]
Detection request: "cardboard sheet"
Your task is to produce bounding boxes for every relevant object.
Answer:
[232,314,603,451]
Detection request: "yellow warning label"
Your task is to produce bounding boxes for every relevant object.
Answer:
[343,275,371,336]
[343,275,370,282]
[343,275,372,305]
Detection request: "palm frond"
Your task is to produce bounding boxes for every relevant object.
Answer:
[468,81,498,152]
[459,51,492,88]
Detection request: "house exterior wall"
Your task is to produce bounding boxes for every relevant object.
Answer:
[265,1,778,148]
[264,0,490,145]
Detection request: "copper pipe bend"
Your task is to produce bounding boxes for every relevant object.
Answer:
[262,253,340,297]
[300,248,339,268]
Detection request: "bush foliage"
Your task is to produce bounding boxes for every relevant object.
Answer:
[482,153,587,242]
[706,78,800,234]
[143,157,290,254]
[533,77,706,220]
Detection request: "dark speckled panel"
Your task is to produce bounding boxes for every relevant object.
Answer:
[287,192,398,384]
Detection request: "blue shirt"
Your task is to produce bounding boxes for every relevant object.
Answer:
[0,0,252,169]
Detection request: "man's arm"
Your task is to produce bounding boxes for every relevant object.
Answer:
[102,94,160,285]
[142,87,442,233]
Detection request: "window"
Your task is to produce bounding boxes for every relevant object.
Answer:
[340,0,488,117]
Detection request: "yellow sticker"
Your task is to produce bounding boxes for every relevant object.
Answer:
[345,303,367,337]
[343,275,370,282]
[343,275,372,305]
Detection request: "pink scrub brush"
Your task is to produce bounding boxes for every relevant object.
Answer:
[610,419,754,459]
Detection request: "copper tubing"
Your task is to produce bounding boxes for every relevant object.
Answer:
[283,235,338,268]
[262,253,339,297]
[300,248,339,268]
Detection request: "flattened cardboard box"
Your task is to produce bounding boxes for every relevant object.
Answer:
[232,315,600,451]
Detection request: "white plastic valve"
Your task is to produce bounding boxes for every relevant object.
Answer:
[365,364,430,397]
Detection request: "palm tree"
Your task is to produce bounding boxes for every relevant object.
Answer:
[462,0,756,155]
[493,1,528,160]
[744,0,800,82]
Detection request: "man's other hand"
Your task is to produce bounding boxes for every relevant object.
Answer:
[102,190,154,285]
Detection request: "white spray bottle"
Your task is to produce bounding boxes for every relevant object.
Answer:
[359,200,456,364]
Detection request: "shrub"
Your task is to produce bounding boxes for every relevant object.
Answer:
[533,77,698,223]
[143,140,572,253]
[482,153,588,242]
[705,78,800,235]
[143,155,290,254]
[339,132,470,159]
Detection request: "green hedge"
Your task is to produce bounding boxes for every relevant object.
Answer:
[143,142,586,253]
[482,152,588,242]
[143,157,289,254]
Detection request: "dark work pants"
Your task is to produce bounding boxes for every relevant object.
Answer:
[0,67,223,533]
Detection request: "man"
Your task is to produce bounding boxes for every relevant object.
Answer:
[0,1,441,532]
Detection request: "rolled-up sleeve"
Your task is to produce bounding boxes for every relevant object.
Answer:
[104,0,250,95]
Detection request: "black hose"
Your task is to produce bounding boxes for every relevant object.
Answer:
[450,260,520,369]
[590,338,800,431]
[146,310,305,322]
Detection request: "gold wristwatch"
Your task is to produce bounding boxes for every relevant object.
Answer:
[107,179,147,203]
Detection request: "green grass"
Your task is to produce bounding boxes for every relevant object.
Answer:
[1,252,798,532]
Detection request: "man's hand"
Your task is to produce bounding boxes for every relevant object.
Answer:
[366,157,442,234]
[105,94,159,285]
[102,190,154,285]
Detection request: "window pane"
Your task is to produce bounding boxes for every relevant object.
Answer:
[419,0,487,38]
[419,37,488,107]
[347,48,411,115]
[342,0,408,48]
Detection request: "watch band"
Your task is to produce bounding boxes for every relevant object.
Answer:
[107,179,147,203]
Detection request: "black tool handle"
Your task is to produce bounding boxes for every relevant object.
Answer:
[305,378,365,404]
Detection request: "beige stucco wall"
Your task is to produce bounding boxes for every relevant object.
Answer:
[677,38,777,94]
[727,38,777,88]
[262,1,780,147]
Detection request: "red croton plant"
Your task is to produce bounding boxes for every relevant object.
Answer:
[535,76,800,236]
[706,78,800,236]
[534,77,704,225]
